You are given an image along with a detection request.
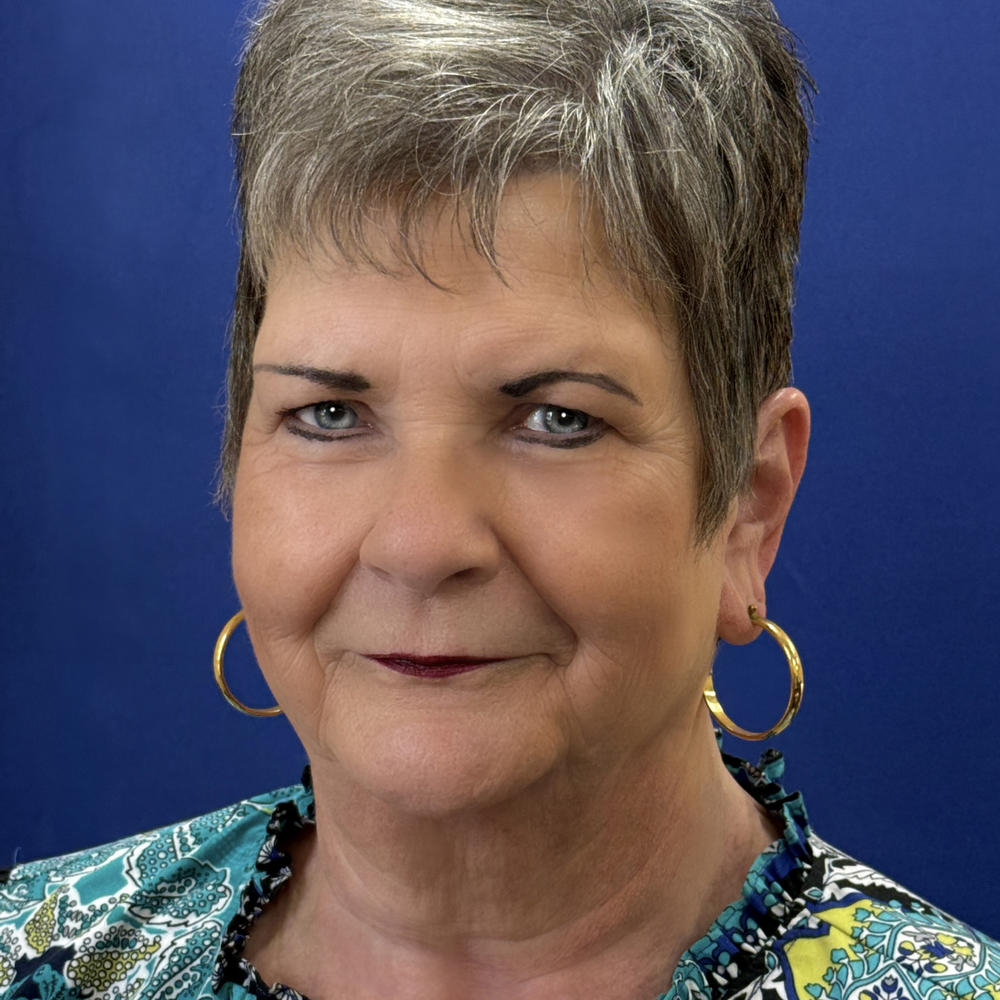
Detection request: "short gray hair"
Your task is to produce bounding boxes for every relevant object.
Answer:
[221,0,813,540]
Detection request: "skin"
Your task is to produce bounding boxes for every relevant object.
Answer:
[232,173,810,999]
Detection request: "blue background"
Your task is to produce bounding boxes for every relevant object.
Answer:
[2,1,998,937]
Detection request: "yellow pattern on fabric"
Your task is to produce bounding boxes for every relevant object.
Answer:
[23,885,66,953]
[67,931,161,992]
[0,952,14,991]
[782,898,1000,1000]
[783,901,871,995]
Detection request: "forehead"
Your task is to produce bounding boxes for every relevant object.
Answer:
[257,173,680,375]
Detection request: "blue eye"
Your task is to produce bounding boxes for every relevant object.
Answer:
[295,402,360,431]
[523,405,591,435]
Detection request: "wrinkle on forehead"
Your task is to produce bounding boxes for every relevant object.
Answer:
[266,172,669,325]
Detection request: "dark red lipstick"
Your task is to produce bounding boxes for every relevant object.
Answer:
[368,654,506,678]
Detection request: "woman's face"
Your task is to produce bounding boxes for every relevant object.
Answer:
[233,174,735,815]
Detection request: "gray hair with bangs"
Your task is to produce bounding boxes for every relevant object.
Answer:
[220,0,813,540]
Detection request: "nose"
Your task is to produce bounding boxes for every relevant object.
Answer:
[358,446,503,596]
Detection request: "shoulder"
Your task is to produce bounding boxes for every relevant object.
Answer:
[769,835,1000,1000]
[0,781,307,1000]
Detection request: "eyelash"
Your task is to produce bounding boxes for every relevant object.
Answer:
[280,402,607,448]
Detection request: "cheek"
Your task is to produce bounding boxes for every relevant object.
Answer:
[231,459,365,637]
[515,458,708,626]
[509,462,721,721]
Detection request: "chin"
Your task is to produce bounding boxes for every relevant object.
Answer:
[325,713,565,819]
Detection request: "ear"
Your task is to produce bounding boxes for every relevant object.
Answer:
[716,388,810,645]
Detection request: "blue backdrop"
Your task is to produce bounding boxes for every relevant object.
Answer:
[2,1,998,937]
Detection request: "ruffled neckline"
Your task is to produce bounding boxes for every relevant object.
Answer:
[660,747,815,998]
[212,767,316,999]
[213,750,816,1000]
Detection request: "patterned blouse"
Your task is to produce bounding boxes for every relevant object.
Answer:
[1,751,997,1000]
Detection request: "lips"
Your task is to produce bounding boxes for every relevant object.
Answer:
[367,654,507,678]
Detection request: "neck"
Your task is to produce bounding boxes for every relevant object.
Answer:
[251,722,778,1000]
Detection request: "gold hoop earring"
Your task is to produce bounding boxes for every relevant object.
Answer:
[213,610,283,717]
[703,605,803,741]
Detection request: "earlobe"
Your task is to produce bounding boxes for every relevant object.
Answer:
[717,388,810,645]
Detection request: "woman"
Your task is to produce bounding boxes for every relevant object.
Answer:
[2,0,997,998]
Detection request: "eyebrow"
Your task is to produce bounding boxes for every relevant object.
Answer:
[253,363,641,406]
[498,370,642,405]
[253,363,371,393]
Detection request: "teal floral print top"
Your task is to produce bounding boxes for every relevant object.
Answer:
[2,752,998,1000]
